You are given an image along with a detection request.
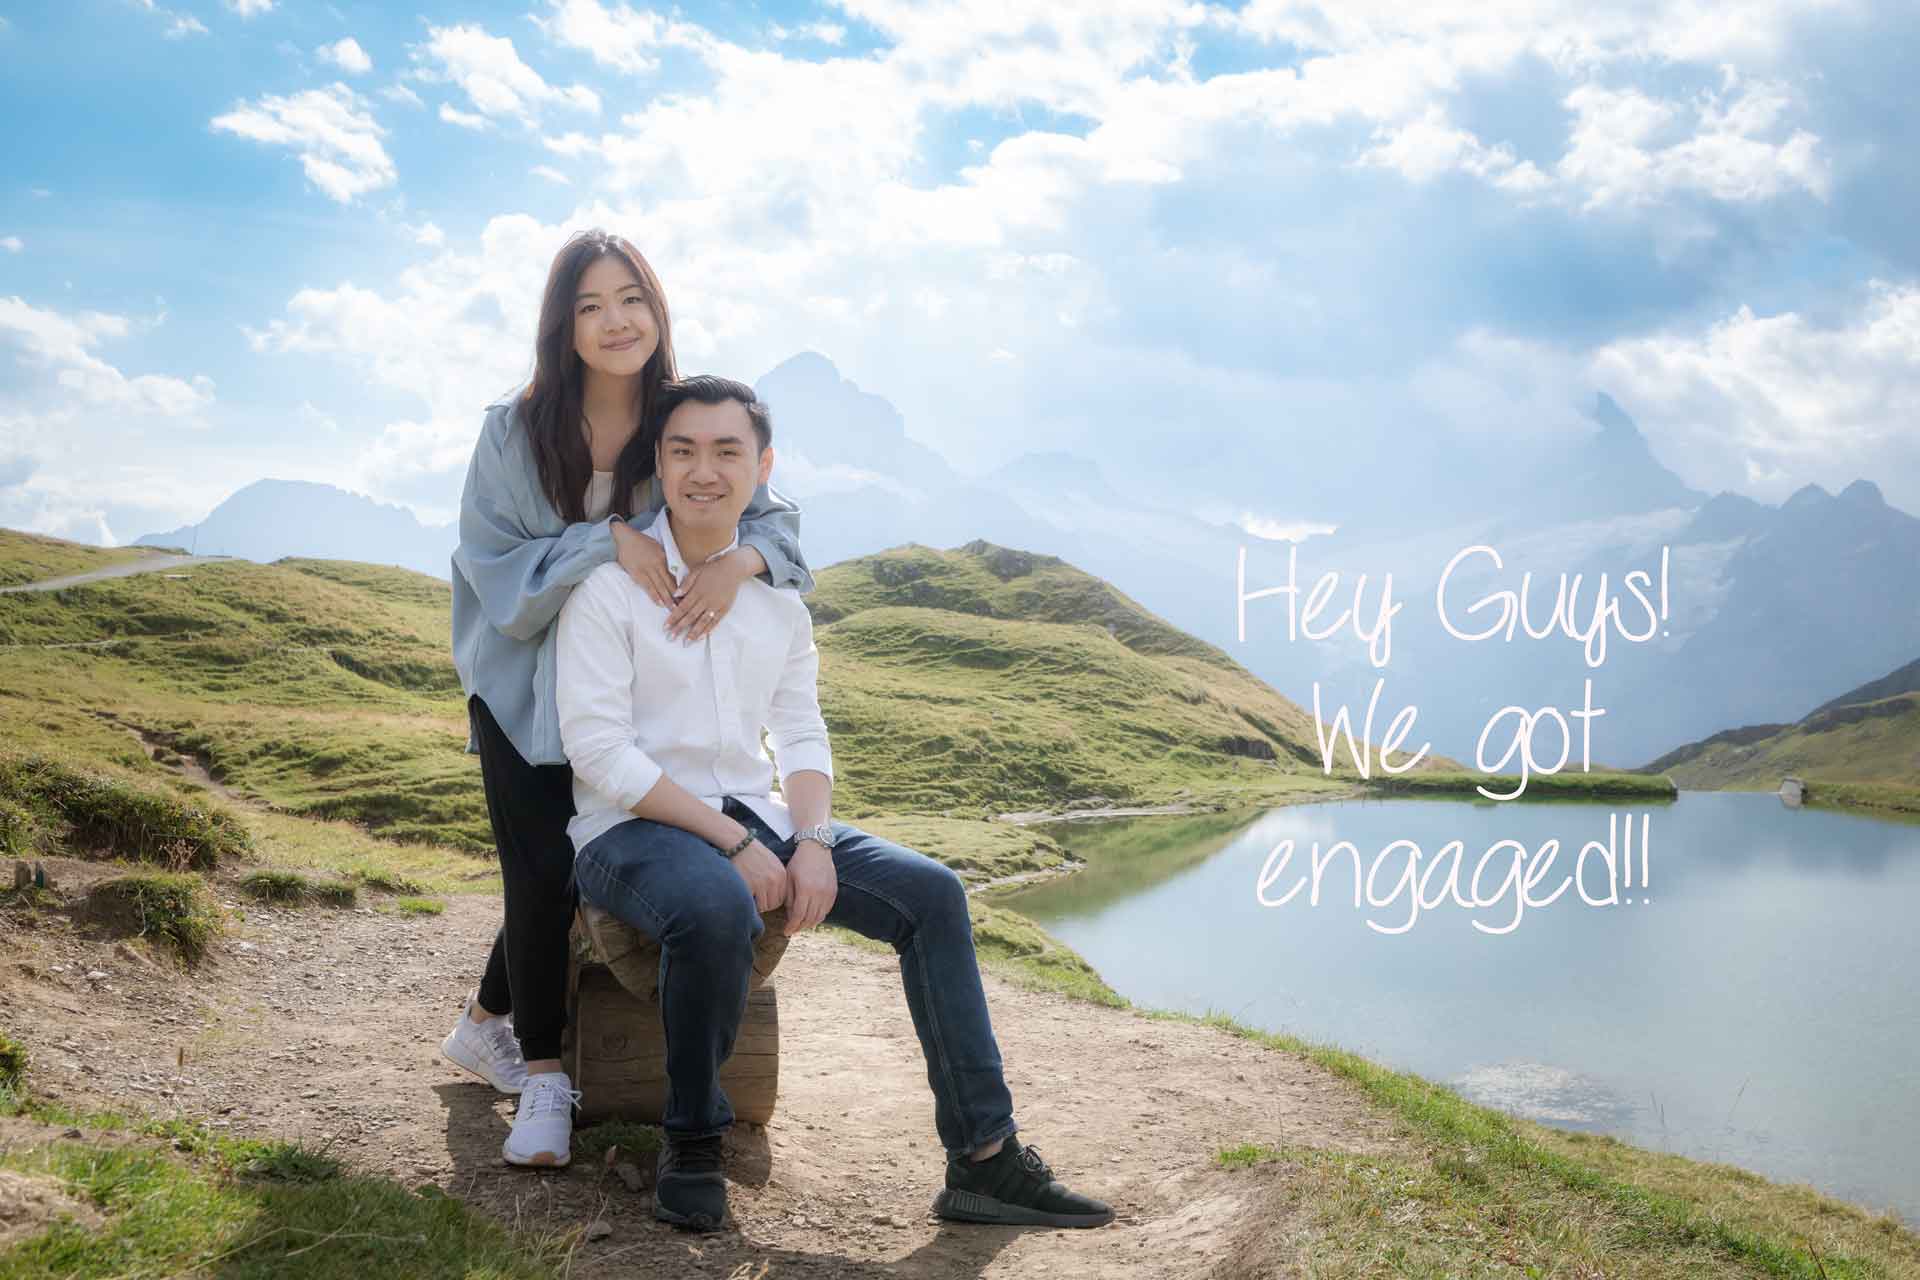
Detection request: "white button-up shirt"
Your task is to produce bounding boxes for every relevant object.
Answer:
[554,507,834,855]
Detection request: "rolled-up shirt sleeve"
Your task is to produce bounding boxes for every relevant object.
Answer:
[767,608,834,786]
[555,569,662,812]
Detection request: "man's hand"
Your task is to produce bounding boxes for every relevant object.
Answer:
[726,840,788,914]
[783,840,838,934]
[612,521,676,609]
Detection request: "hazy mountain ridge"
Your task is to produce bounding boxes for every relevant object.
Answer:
[136,479,458,581]
[107,354,1920,768]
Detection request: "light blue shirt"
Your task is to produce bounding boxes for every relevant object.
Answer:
[450,393,813,766]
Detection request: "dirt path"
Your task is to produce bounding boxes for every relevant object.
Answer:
[2,858,1411,1277]
[0,553,227,595]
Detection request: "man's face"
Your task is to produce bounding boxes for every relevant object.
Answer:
[654,398,773,536]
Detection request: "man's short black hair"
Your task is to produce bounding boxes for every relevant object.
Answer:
[652,375,772,452]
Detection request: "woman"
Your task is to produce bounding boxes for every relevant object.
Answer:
[439,228,812,1167]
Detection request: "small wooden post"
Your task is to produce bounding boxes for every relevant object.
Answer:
[563,903,791,1125]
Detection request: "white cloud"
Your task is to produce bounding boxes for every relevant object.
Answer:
[413,221,445,247]
[414,23,601,127]
[769,20,846,45]
[1411,330,1594,444]
[534,0,703,75]
[1359,106,1551,193]
[380,84,425,108]
[210,83,395,204]
[317,37,372,75]
[1237,513,1341,542]
[439,103,490,131]
[0,296,215,419]
[1590,281,1920,502]
[0,237,20,253]
[774,449,920,499]
[297,401,340,434]
[246,214,558,494]
[249,0,1896,516]
[541,131,596,157]
[224,0,273,16]
[166,15,208,38]
[1558,77,1829,209]
[530,164,571,185]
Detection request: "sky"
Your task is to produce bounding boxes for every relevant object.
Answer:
[2,0,1918,544]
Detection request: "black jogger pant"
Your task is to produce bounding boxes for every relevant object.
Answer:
[470,695,577,1063]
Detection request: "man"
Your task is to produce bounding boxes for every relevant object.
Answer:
[550,375,1115,1233]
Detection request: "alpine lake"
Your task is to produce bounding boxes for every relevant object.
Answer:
[989,791,1920,1225]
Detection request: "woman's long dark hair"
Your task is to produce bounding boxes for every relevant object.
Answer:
[521,229,677,523]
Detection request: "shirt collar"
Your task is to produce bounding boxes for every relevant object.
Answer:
[644,506,740,586]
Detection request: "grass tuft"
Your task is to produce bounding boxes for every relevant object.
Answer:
[237,1141,345,1184]
[0,1030,26,1094]
[1216,1142,1285,1170]
[393,897,444,916]
[240,869,357,908]
[574,1119,662,1163]
[89,873,221,962]
[350,865,428,895]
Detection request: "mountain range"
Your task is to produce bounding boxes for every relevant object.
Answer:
[125,353,1920,769]
[137,479,458,580]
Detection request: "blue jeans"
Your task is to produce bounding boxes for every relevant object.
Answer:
[572,799,1018,1158]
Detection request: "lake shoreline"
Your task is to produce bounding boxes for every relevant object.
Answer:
[982,789,1920,1260]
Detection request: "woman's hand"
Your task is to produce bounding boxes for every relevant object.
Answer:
[665,546,761,644]
[611,521,676,609]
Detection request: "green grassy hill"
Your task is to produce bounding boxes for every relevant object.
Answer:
[0,553,484,848]
[0,528,165,587]
[0,537,1361,864]
[1644,656,1920,816]
[807,541,1376,813]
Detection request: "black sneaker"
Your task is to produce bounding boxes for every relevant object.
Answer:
[654,1134,728,1232]
[932,1136,1114,1228]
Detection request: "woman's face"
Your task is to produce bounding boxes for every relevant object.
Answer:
[571,252,660,380]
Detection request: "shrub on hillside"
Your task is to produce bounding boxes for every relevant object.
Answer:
[0,795,40,858]
[0,753,251,869]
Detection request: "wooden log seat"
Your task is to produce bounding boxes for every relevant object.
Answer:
[563,901,793,1125]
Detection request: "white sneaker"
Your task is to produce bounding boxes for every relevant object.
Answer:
[440,997,528,1095]
[503,1071,580,1168]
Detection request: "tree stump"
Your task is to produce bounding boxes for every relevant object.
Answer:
[563,902,791,1125]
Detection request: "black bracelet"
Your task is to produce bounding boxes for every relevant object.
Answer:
[719,832,755,860]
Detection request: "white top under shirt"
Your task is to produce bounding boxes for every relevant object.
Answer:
[584,471,615,522]
[554,506,834,855]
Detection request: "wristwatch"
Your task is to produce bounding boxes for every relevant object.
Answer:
[793,823,835,851]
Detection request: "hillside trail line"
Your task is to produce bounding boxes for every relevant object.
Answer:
[0,553,230,595]
[3,852,1409,1278]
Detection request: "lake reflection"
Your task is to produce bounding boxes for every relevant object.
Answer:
[993,792,1920,1224]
